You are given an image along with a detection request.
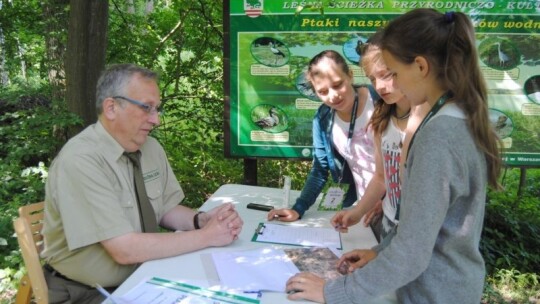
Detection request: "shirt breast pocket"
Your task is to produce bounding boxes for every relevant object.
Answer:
[145,178,164,220]
[118,188,140,230]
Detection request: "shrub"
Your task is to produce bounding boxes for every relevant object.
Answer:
[0,86,82,300]
[481,169,540,275]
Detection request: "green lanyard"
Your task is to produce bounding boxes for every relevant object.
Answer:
[397,92,450,221]
[346,90,360,154]
[405,92,451,161]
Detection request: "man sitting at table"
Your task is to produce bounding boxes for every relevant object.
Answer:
[41,63,244,304]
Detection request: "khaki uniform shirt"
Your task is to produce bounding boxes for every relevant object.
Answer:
[42,121,184,287]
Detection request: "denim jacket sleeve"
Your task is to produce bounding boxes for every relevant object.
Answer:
[292,104,360,217]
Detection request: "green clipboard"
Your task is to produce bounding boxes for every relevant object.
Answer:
[251,222,342,249]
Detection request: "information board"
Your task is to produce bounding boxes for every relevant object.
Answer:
[224,0,540,166]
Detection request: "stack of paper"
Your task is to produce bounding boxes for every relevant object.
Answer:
[211,247,342,292]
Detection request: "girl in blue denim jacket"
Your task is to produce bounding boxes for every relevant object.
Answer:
[268,50,377,222]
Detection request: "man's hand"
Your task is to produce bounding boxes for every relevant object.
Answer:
[204,203,243,245]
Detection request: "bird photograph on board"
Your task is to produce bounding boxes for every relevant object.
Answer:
[489,109,514,139]
[342,34,368,64]
[479,38,520,70]
[524,76,540,104]
[295,70,319,101]
[250,37,290,67]
[251,104,288,133]
[495,42,510,67]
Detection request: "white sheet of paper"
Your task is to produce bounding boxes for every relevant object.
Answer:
[106,277,259,304]
[211,248,299,292]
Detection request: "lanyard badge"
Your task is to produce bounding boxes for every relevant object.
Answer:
[318,181,350,211]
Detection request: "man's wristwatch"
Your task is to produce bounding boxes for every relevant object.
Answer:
[193,211,204,229]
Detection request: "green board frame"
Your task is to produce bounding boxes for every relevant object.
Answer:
[224,1,540,166]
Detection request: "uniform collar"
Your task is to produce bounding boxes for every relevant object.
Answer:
[94,121,128,162]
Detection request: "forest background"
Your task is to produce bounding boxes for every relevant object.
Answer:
[0,1,539,303]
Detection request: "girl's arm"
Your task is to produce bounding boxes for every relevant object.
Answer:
[332,135,386,230]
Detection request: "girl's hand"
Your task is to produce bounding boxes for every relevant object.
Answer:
[363,200,383,227]
[286,272,326,303]
[337,249,377,273]
[331,209,363,232]
[267,208,300,222]
[330,210,350,232]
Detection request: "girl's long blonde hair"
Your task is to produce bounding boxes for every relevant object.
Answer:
[362,30,395,138]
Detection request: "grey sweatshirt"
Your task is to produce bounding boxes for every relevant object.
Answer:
[324,104,487,304]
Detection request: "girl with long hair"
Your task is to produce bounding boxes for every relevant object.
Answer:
[286,9,501,304]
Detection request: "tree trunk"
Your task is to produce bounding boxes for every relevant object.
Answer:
[127,0,135,14]
[0,28,9,86]
[145,0,154,15]
[65,0,108,135]
[43,0,70,102]
[16,38,27,80]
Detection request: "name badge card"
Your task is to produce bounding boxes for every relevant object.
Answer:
[318,182,349,211]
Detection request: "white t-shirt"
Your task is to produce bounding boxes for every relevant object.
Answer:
[381,118,406,223]
[332,96,376,199]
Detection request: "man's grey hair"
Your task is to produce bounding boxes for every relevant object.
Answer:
[95,64,158,114]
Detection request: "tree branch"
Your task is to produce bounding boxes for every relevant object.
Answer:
[151,10,189,60]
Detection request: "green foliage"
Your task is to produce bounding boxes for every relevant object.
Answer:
[0,84,82,300]
[153,120,244,209]
[480,168,540,303]
[0,0,48,82]
[483,269,540,304]
[481,168,540,276]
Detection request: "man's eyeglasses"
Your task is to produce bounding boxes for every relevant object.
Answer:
[113,96,162,115]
